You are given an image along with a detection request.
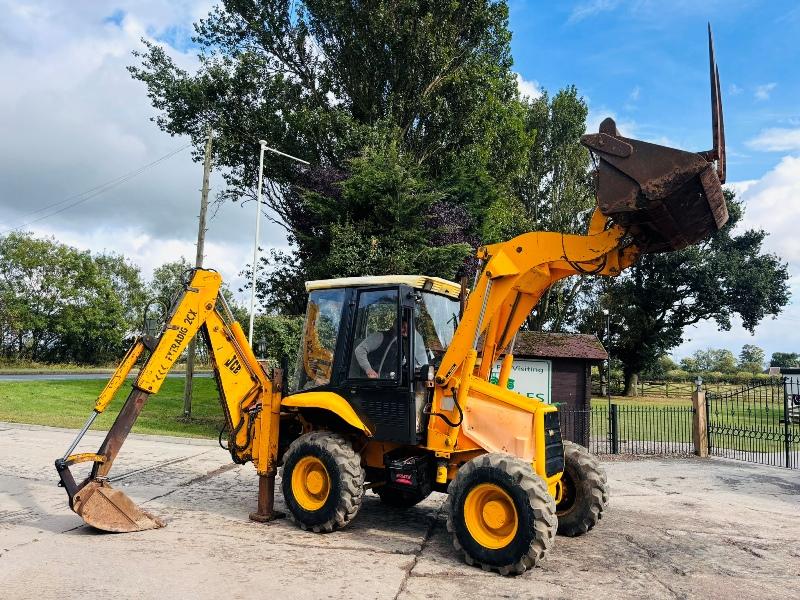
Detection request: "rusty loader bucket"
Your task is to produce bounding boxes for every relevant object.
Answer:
[580,25,728,253]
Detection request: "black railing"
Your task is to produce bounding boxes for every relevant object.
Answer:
[707,378,800,469]
[557,404,695,456]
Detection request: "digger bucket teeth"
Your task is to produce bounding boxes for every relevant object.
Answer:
[580,25,728,254]
[72,480,165,533]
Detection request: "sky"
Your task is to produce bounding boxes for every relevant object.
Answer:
[0,1,799,363]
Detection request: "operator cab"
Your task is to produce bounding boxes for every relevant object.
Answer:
[288,275,462,444]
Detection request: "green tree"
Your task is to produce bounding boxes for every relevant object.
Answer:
[130,1,542,314]
[151,258,247,321]
[770,352,800,368]
[682,348,738,373]
[579,192,789,395]
[642,355,678,379]
[149,258,194,308]
[739,344,766,373]
[515,87,594,331]
[253,314,304,370]
[0,233,143,364]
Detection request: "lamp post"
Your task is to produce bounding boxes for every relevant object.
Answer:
[602,309,611,409]
[248,142,310,345]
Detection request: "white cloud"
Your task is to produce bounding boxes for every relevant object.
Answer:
[568,0,620,24]
[754,82,777,101]
[673,156,800,360]
[728,83,743,96]
[628,85,641,102]
[746,128,800,152]
[585,107,637,138]
[0,1,288,303]
[515,72,542,100]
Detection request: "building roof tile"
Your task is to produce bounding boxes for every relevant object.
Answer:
[513,332,608,361]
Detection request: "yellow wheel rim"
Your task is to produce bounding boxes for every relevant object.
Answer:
[291,456,330,511]
[463,483,519,550]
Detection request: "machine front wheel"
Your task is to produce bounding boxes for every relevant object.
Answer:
[281,432,365,532]
[446,453,557,575]
[555,441,608,536]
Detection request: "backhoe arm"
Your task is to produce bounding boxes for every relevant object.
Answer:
[55,269,283,532]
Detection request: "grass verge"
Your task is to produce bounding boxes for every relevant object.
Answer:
[0,378,224,438]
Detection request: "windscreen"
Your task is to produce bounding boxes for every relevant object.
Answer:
[415,291,460,365]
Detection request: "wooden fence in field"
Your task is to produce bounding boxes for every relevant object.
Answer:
[591,378,765,398]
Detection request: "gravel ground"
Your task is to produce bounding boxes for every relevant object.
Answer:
[1,422,798,600]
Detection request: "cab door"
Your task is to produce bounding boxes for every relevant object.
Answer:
[338,286,417,444]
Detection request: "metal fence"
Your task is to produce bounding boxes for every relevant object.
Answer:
[706,378,800,469]
[558,404,695,456]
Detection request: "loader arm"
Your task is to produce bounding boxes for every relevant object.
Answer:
[426,27,728,478]
[55,269,283,532]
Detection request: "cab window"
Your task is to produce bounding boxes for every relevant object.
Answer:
[349,289,399,380]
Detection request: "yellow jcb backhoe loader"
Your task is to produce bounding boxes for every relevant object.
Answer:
[56,28,727,575]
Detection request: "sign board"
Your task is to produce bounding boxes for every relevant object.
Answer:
[489,359,552,404]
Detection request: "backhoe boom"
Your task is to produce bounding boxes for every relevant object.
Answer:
[55,269,283,532]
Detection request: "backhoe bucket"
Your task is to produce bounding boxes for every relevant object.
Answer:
[581,25,728,253]
[72,480,164,533]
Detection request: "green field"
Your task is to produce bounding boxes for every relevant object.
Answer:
[0,378,224,438]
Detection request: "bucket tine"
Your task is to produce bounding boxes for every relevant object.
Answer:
[708,23,726,183]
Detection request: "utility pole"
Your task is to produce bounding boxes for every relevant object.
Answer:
[183,127,213,418]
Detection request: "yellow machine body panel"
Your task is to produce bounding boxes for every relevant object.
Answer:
[136,269,224,395]
[282,391,372,436]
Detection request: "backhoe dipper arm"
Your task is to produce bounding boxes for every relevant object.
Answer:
[55,269,282,532]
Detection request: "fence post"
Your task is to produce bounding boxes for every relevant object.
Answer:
[691,377,708,457]
[783,380,792,469]
[610,403,619,454]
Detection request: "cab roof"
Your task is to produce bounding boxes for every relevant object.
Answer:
[305,275,461,298]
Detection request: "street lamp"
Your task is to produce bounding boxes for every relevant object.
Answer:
[248,141,310,345]
[602,309,611,408]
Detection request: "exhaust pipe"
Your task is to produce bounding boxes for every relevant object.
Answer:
[581,24,728,254]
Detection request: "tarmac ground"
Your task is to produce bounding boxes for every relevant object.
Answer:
[1,422,798,599]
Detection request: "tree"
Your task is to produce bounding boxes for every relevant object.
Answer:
[770,352,800,368]
[642,355,678,379]
[149,258,194,308]
[151,258,247,320]
[680,348,738,373]
[130,1,547,314]
[579,191,789,395]
[739,344,766,373]
[0,233,144,364]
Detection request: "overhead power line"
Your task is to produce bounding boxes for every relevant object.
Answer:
[1,142,192,235]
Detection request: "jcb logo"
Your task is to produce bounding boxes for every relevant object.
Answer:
[224,355,242,374]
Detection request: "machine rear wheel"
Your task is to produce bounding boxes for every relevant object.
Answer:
[446,453,557,575]
[281,432,365,532]
[555,441,608,536]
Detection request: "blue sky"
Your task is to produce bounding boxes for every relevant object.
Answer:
[0,1,798,364]
[510,1,800,181]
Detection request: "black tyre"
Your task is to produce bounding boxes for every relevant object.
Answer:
[555,441,608,537]
[281,432,365,532]
[375,486,430,509]
[446,453,557,576]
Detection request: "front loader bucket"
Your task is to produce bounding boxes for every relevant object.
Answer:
[581,25,728,253]
[72,480,164,533]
